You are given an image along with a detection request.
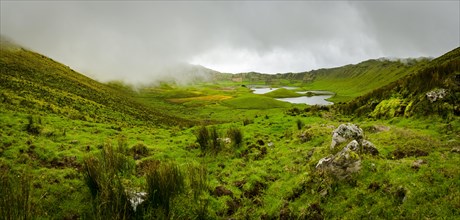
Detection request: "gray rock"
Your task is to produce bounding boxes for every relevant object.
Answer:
[362,140,379,155]
[346,140,360,151]
[426,88,447,103]
[411,159,426,170]
[126,190,146,211]
[331,123,363,150]
[316,146,361,179]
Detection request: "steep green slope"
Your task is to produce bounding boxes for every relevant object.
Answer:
[0,43,191,126]
[298,58,430,102]
[340,47,460,118]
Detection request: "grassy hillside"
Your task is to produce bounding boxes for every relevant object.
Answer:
[341,47,460,118]
[298,58,430,102]
[220,58,429,103]
[0,44,191,127]
[1,40,459,219]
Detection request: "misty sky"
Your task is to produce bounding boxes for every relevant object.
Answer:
[1,1,459,84]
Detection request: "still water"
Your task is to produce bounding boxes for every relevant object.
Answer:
[250,87,334,105]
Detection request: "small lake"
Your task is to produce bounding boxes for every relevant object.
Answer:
[250,86,334,105]
[276,95,333,105]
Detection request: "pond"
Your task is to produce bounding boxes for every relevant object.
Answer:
[250,86,334,105]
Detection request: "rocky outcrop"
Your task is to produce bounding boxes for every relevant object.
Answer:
[317,123,378,179]
[331,123,378,155]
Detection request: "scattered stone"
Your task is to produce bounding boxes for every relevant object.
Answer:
[299,131,313,143]
[126,190,146,211]
[451,147,460,153]
[362,140,379,155]
[214,185,233,197]
[268,142,274,148]
[365,125,390,133]
[426,88,447,103]
[371,163,377,172]
[319,189,328,197]
[331,123,363,150]
[218,137,232,145]
[411,159,426,170]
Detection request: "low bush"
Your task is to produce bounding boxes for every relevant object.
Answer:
[143,161,185,217]
[296,119,304,130]
[227,127,243,149]
[83,143,135,219]
[25,115,42,135]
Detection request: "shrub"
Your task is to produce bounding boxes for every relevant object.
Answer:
[227,127,243,148]
[25,115,42,135]
[209,127,222,154]
[83,143,135,219]
[196,126,210,153]
[187,164,209,218]
[143,161,185,216]
[196,126,222,155]
[296,119,304,130]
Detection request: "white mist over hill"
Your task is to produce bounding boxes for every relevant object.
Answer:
[1,1,458,84]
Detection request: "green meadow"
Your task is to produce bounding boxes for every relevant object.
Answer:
[1,43,459,219]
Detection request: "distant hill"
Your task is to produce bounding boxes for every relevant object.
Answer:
[340,47,460,118]
[0,40,192,126]
[294,58,431,102]
[224,57,430,102]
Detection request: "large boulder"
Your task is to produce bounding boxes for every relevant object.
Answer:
[331,123,364,150]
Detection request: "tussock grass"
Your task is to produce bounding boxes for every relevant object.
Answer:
[0,168,33,220]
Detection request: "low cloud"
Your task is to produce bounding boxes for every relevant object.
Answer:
[1,1,458,84]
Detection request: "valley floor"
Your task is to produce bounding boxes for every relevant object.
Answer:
[1,83,459,219]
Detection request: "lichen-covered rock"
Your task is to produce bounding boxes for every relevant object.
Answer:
[331,123,363,150]
[362,140,379,155]
[316,146,361,179]
[317,124,379,179]
[346,140,360,151]
[426,88,447,103]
